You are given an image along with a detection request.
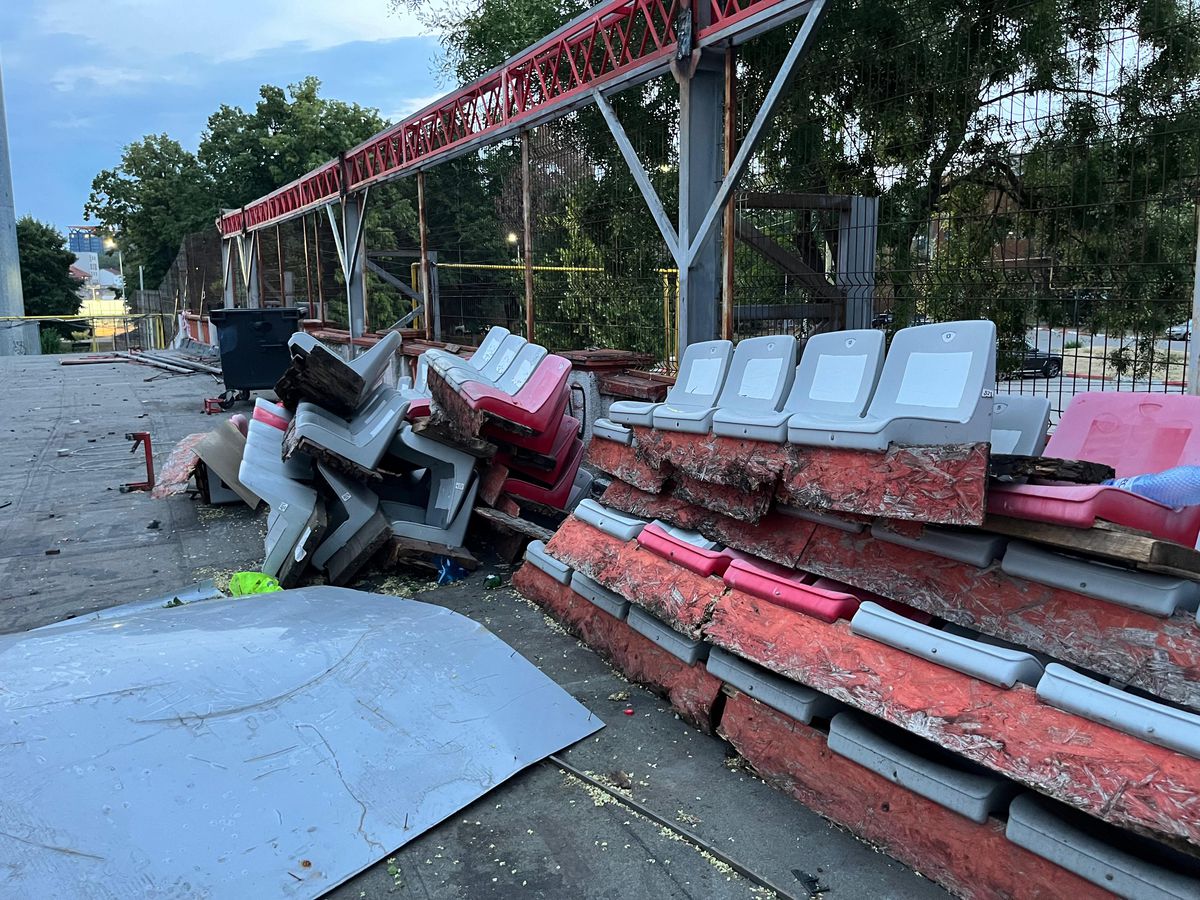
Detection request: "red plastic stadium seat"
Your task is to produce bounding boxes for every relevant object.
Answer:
[499,416,581,486]
[723,558,860,623]
[484,388,570,452]
[458,355,572,436]
[637,522,739,577]
[502,437,585,510]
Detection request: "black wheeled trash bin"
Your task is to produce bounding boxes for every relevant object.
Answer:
[208,307,303,408]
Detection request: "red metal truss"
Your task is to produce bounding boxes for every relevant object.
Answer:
[219,0,812,236]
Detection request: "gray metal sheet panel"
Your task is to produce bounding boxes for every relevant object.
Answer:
[0,587,602,899]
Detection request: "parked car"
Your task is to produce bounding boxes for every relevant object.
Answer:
[1007,342,1063,379]
[1166,320,1192,340]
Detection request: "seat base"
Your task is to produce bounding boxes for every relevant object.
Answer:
[712,408,790,443]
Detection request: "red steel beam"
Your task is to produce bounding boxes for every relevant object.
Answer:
[219,0,814,236]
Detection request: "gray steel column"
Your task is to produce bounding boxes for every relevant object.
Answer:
[344,192,367,345]
[677,55,724,349]
[0,57,34,356]
[220,238,236,307]
[237,233,261,309]
[836,197,879,329]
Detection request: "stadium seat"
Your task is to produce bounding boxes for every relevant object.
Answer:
[607,340,732,427]
[286,386,407,476]
[311,464,390,585]
[284,330,400,414]
[787,320,997,451]
[990,394,1051,455]
[670,334,797,435]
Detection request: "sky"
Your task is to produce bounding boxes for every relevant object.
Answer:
[0,0,448,233]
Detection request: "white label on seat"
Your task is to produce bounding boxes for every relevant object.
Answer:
[738,358,783,400]
[895,351,972,408]
[685,357,722,395]
[809,354,868,403]
[990,429,1022,454]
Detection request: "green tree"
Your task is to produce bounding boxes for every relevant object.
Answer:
[84,135,214,286]
[16,217,83,321]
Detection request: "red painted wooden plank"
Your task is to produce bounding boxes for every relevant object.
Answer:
[600,480,817,568]
[513,562,722,732]
[719,692,1108,900]
[705,591,1200,849]
[586,437,669,492]
[670,473,772,523]
[797,524,1200,712]
[545,516,725,638]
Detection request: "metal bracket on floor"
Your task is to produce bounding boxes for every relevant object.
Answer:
[120,432,155,493]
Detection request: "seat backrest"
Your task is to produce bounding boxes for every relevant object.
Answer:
[475,333,527,382]
[867,320,996,423]
[414,353,430,392]
[785,329,884,417]
[1045,392,1200,477]
[663,340,734,410]
[715,335,798,414]
[495,343,549,394]
[348,330,401,381]
[288,332,320,358]
[991,395,1051,456]
[469,326,511,371]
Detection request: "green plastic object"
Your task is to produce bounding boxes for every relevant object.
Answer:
[229,572,283,597]
[484,574,503,590]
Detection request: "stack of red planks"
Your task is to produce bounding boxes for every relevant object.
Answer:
[511,424,1200,900]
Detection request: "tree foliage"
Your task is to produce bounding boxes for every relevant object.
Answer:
[16,216,83,319]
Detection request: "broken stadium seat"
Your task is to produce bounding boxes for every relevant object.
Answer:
[850,601,1044,688]
[570,570,631,619]
[418,326,511,386]
[627,606,709,665]
[458,354,574,437]
[378,475,479,550]
[482,385,572,453]
[249,399,313,481]
[705,647,843,724]
[674,334,797,436]
[828,711,1016,824]
[870,523,1007,568]
[285,386,407,477]
[440,341,548,395]
[501,436,585,510]
[398,353,431,401]
[607,339,733,427]
[990,394,1051,456]
[1006,793,1200,900]
[498,415,581,486]
[636,522,738,577]
[723,557,860,623]
[713,329,882,442]
[239,402,327,587]
[387,422,478,529]
[787,320,997,451]
[1037,663,1200,759]
[1000,541,1200,617]
[524,539,572,584]
[591,417,633,445]
[989,392,1200,545]
[574,499,649,541]
[430,332,526,384]
[282,330,401,415]
[565,468,594,512]
[311,464,390,585]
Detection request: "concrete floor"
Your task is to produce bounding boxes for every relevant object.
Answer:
[0,353,947,899]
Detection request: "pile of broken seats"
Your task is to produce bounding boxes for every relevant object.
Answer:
[413,326,592,514]
[515,321,1200,900]
[238,331,481,586]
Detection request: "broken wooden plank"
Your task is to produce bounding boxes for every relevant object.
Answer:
[982,515,1200,580]
[586,437,670,493]
[719,691,1102,900]
[989,454,1114,484]
[705,591,1200,851]
[513,562,722,732]
[410,413,497,459]
[375,535,479,571]
[545,516,724,639]
[473,505,554,543]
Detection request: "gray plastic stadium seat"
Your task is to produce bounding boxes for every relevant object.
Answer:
[288,387,407,475]
[388,422,477,529]
[788,320,997,451]
[870,524,1007,568]
[627,606,709,664]
[574,499,648,541]
[990,394,1051,456]
[706,647,842,723]
[1007,793,1200,899]
[399,353,431,400]
[422,326,512,382]
[776,504,865,533]
[565,468,594,512]
[433,332,526,384]
[1036,663,1200,759]
[379,476,479,550]
[607,340,733,427]
[850,601,1044,688]
[570,570,631,619]
[239,412,326,586]
[713,330,882,442]
[698,335,800,438]
[651,520,721,550]
[524,539,572,584]
[287,330,401,411]
[829,711,1015,823]
[592,417,633,445]
[312,464,390,585]
[1001,541,1200,617]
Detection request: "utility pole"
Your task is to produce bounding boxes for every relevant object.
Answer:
[0,55,34,356]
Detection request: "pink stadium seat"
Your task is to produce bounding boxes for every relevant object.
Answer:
[457,355,573,436]
[502,437,585,510]
[636,523,740,577]
[723,558,860,623]
[499,415,581,485]
[989,393,1200,544]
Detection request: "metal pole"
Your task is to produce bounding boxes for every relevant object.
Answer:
[417,171,433,341]
[521,131,536,340]
[0,55,33,356]
[314,217,326,322]
[1188,201,1200,395]
[275,223,285,306]
[302,215,314,315]
[342,192,368,349]
[220,239,235,307]
[721,48,737,342]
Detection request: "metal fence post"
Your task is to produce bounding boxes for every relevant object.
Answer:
[522,131,536,341]
[1188,201,1200,396]
[418,171,433,341]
